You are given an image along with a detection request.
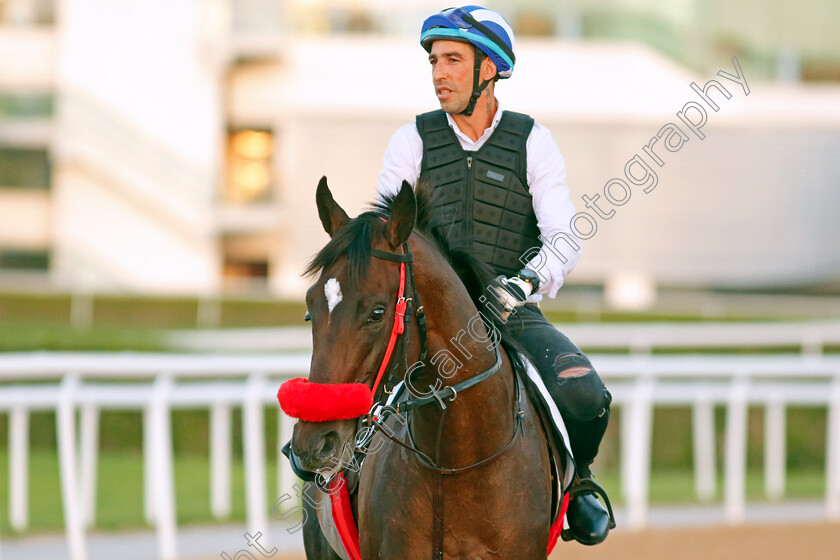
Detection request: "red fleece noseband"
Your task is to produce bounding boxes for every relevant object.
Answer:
[277,378,374,422]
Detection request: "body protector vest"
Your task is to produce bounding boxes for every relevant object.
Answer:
[417,109,542,278]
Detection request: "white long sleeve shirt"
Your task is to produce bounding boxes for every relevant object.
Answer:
[377,103,581,299]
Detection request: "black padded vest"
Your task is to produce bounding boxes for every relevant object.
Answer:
[417,109,542,277]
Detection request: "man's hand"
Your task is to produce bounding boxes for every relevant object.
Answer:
[492,275,533,319]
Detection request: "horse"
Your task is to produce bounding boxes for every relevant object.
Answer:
[281,177,562,559]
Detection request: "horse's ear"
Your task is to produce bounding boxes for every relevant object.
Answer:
[385,180,416,248]
[315,176,350,238]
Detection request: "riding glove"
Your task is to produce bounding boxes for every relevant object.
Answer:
[492,275,532,315]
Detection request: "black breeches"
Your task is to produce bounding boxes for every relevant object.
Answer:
[507,305,612,466]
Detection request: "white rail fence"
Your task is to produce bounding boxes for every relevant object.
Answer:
[1,350,840,559]
[165,320,840,353]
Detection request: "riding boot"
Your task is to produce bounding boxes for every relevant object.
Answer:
[562,462,615,545]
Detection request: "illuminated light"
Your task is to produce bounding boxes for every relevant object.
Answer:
[232,130,273,159]
[231,161,270,200]
[605,271,656,311]
[226,128,274,203]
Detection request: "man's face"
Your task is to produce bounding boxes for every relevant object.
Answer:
[428,40,476,114]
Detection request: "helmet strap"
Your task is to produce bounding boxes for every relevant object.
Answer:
[459,46,493,117]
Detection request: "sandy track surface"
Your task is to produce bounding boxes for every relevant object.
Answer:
[548,522,840,560]
[257,521,840,560]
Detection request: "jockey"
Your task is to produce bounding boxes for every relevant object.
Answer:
[377,5,614,546]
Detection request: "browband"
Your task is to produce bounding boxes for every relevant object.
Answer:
[370,248,414,263]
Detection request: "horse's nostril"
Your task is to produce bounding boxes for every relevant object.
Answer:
[319,431,339,459]
[319,431,339,458]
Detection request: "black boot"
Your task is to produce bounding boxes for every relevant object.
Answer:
[561,464,615,545]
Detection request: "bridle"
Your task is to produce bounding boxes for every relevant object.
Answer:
[277,225,525,457]
[276,235,425,422]
[367,240,428,397]
[277,229,527,560]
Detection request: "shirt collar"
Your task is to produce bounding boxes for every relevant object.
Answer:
[444,99,503,148]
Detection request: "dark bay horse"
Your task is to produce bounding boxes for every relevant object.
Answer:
[285,177,559,559]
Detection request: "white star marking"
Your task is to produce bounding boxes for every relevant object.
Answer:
[324,278,343,313]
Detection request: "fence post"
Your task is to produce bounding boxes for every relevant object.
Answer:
[724,375,749,524]
[143,404,156,524]
[692,396,716,501]
[802,330,823,357]
[278,405,296,500]
[827,376,840,519]
[80,404,100,527]
[70,291,94,331]
[619,401,631,502]
[196,297,221,329]
[150,374,178,560]
[210,402,232,519]
[243,372,269,539]
[764,396,786,500]
[624,374,654,530]
[57,374,87,560]
[10,406,30,531]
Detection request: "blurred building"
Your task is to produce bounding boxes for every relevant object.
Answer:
[1,0,839,299]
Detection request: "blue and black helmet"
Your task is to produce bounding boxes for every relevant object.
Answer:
[420,5,517,80]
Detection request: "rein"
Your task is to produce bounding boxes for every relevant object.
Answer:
[338,239,521,473]
[361,244,522,560]
[365,352,525,476]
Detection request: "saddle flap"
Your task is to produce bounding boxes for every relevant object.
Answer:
[516,354,576,507]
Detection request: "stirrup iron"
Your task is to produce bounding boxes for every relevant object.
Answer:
[560,477,617,542]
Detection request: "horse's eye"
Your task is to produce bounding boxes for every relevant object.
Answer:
[369,307,386,322]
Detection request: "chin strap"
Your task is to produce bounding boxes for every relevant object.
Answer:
[459,46,493,117]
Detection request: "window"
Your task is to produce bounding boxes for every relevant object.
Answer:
[0,147,51,190]
[0,0,56,25]
[0,92,54,118]
[0,249,49,270]
[224,128,274,203]
[221,234,271,292]
[223,258,269,279]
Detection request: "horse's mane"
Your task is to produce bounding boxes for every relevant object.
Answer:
[306,180,528,372]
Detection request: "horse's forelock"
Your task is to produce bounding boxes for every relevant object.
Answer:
[305,213,384,283]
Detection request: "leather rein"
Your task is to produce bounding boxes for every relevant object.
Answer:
[362,239,524,471]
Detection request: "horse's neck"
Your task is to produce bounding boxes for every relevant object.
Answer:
[409,298,517,467]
